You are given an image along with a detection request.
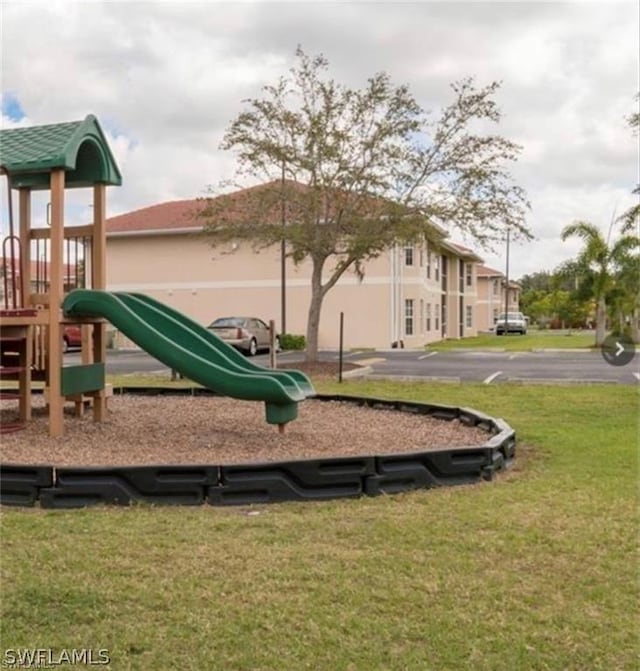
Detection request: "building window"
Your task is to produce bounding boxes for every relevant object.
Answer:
[459,260,465,293]
[419,299,424,333]
[441,255,448,291]
[466,263,473,287]
[426,252,431,279]
[404,299,414,336]
[434,255,440,282]
[426,303,431,331]
[419,246,424,267]
[466,305,473,328]
[493,279,500,296]
[435,303,440,331]
[404,245,414,266]
[493,308,499,323]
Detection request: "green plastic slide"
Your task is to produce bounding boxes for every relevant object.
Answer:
[62,289,314,426]
[119,292,314,397]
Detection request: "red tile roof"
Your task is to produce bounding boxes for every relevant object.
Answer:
[476,264,504,277]
[106,181,290,235]
[106,181,468,257]
[107,199,205,234]
[441,240,484,262]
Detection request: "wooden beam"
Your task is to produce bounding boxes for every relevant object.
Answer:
[18,325,32,422]
[92,183,107,421]
[92,184,107,290]
[0,312,49,326]
[28,293,50,307]
[47,169,65,437]
[18,189,32,307]
[29,225,95,240]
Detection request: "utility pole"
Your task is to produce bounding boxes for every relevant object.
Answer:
[280,160,286,335]
[504,227,510,334]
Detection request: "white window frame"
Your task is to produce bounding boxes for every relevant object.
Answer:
[404,245,414,267]
[404,299,414,336]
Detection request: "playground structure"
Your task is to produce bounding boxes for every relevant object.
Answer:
[0,116,516,510]
[0,115,314,437]
[0,115,121,437]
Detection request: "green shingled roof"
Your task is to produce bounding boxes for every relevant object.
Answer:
[0,114,122,190]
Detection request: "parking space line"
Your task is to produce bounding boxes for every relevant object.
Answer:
[633,372,640,382]
[483,371,502,385]
[418,352,438,360]
[353,357,386,366]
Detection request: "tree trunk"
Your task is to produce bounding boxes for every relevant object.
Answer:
[305,257,326,362]
[595,296,607,346]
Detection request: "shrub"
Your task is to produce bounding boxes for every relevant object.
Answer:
[279,333,306,351]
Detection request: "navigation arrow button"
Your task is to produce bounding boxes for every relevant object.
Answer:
[601,334,636,367]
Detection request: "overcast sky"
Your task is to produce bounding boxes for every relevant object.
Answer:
[1,0,638,279]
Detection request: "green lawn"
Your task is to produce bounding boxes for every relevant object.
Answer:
[1,380,638,671]
[430,331,596,351]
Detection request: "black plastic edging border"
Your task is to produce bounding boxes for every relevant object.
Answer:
[0,392,515,508]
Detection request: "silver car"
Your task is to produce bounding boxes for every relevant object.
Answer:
[495,312,527,335]
[207,317,280,356]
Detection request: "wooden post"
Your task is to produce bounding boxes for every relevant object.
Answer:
[47,169,65,437]
[91,183,107,421]
[17,326,32,422]
[18,189,32,421]
[18,188,31,306]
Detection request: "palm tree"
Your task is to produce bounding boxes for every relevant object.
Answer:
[618,95,639,234]
[561,221,640,346]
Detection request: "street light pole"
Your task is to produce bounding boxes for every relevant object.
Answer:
[280,160,286,336]
[504,227,510,334]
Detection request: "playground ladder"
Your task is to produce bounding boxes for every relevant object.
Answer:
[0,314,35,434]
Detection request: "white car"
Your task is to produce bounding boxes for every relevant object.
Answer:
[495,312,527,335]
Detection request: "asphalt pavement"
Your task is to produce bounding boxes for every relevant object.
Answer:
[345,349,639,384]
[67,346,639,385]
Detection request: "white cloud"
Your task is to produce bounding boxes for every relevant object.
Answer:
[1,0,637,279]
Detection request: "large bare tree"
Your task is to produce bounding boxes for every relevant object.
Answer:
[201,48,531,360]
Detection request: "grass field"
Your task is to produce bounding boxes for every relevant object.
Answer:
[1,379,638,671]
[429,331,596,351]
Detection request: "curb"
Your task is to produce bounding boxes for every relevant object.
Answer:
[507,378,614,385]
[341,365,372,379]
[430,348,596,354]
[530,348,597,353]
[367,374,461,383]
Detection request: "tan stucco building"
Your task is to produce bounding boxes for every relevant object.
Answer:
[475,264,522,332]
[106,192,511,349]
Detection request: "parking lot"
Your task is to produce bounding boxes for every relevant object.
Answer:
[67,347,639,385]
